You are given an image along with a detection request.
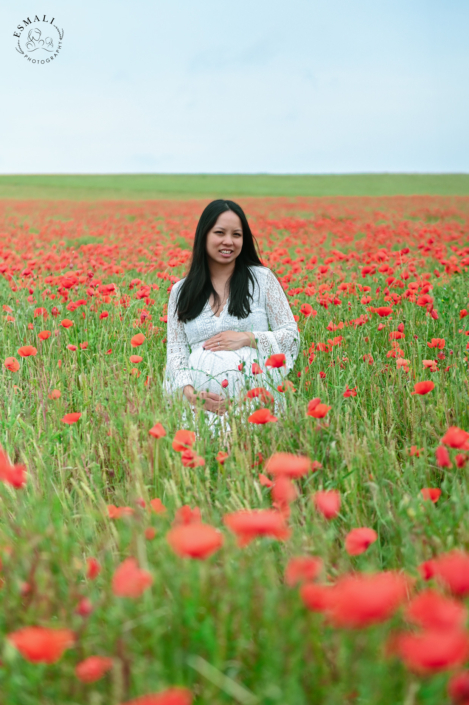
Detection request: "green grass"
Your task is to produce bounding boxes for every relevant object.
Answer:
[0,173,468,200]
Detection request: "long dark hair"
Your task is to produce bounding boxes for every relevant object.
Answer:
[175,199,264,322]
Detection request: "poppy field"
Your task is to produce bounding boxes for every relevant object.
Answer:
[1,193,469,704]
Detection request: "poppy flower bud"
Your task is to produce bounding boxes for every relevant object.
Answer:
[76,597,93,617]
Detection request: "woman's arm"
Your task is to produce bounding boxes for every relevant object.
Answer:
[164,283,194,397]
[252,268,300,371]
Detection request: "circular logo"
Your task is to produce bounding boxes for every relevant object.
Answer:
[13,15,64,64]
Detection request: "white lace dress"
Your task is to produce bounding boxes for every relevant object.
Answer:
[163,265,300,432]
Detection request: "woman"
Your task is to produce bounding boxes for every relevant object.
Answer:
[164,199,300,433]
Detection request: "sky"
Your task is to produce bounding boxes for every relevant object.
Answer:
[1,0,468,174]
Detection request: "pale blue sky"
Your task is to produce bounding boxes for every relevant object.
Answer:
[1,0,468,173]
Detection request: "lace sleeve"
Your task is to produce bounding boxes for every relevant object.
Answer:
[253,268,300,373]
[164,282,193,395]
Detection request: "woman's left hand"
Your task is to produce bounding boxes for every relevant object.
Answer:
[203,330,255,352]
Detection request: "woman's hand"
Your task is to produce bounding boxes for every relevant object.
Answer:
[183,385,228,415]
[203,331,256,352]
[193,391,228,415]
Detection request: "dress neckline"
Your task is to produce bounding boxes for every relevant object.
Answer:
[207,296,229,319]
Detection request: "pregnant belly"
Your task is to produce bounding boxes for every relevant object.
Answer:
[188,347,256,396]
[188,346,287,398]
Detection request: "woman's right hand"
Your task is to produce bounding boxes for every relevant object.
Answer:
[183,386,228,415]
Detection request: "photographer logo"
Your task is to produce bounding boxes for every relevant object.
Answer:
[13,15,64,64]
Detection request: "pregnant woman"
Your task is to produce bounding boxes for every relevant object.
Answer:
[163,199,300,435]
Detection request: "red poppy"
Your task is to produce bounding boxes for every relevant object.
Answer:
[421,488,441,503]
[412,381,435,395]
[258,473,273,487]
[300,303,317,317]
[245,387,275,405]
[99,311,109,320]
[0,448,27,489]
[130,355,143,363]
[172,430,196,451]
[432,551,469,597]
[272,476,297,511]
[307,398,331,418]
[62,412,82,424]
[149,423,166,439]
[75,655,113,683]
[216,451,229,464]
[374,306,393,317]
[86,557,101,580]
[314,490,341,519]
[180,447,205,467]
[419,559,438,581]
[441,427,469,450]
[112,557,153,597]
[264,452,312,478]
[167,523,223,559]
[345,528,378,555]
[343,385,357,398]
[80,341,88,350]
[300,583,334,613]
[61,319,74,328]
[121,688,193,705]
[174,505,201,525]
[76,597,93,617]
[423,359,438,372]
[18,345,37,357]
[221,379,228,388]
[436,446,452,468]
[326,571,410,628]
[428,338,445,349]
[405,589,467,631]
[265,353,286,368]
[448,671,469,704]
[223,509,290,546]
[4,357,20,372]
[33,307,48,319]
[38,330,51,340]
[8,627,75,664]
[131,333,145,347]
[248,408,278,424]
[251,362,263,374]
[145,527,157,540]
[67,344,77,351]
[285,556,323,587]
[277,380,297,393]
[108,505,134,519]
[395,629,469,674]
[48,389,61,399]
[150,498,167,514]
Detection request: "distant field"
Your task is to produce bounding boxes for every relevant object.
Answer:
[0,173,468,199]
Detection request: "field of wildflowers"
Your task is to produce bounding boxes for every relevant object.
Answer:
[1,193,469,704]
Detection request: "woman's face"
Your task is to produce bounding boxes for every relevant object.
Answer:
[205,211,243,267]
